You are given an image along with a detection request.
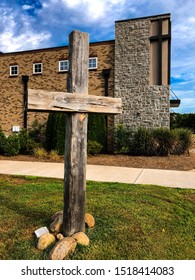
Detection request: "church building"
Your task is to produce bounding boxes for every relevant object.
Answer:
[0,13,174,140]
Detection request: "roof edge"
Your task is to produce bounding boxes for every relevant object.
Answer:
[0,39,115,56]
[115,13,171,23]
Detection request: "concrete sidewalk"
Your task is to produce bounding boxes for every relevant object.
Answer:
[0,160,195,189]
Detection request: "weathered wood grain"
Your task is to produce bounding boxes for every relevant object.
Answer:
[26,30,122,238]
[28,89,122,114]
[63,31,89,236]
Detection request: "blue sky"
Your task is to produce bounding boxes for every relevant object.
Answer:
[0,0,195,113]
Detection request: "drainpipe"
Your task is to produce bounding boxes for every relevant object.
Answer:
[22,75,29,129]
[102,69,111,152]
[102,69,111,96]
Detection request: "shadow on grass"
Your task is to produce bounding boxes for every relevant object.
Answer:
[0,176,195,260]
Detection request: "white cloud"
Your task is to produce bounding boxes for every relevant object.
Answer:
[173,19,195,46]
[41,0,127,25]
[173,90,195,113]
[22,5,32,11]
[63,0,81,8]
[0,5,51,52]
[36,0,129,45]
[174,98,195,113]
[61,0,126,13]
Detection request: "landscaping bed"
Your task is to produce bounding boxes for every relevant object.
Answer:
[1,130,194,171]
[88,151,195,171]
[0,149,195,171]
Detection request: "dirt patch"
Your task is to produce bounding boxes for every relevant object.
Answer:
[0,150,195,171]
[88,137,195,171]
[0,174,30,185]
[87,152,195,171]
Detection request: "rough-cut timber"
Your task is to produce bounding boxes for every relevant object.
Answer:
[63,31,89,236]
[28,89,122,114]
[26,30,122,238]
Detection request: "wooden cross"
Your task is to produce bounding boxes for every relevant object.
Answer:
[28,30,122,237]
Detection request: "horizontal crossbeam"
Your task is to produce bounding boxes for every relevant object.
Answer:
[28,89,122,115]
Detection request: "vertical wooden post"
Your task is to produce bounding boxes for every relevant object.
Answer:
[63,31,89,236]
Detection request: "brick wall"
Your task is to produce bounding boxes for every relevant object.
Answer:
[0,41,114,135]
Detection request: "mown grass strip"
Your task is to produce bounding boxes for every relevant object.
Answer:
[0,175,194,260]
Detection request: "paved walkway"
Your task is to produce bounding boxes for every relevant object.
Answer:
[0,160,195,189]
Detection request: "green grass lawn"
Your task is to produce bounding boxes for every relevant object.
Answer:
[0,174,194,260]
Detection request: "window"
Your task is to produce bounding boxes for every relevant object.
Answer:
[10,65,18,76]
[57,58,98,73]
[150,17,171,85]
[33,63,42,74]
[59,60,69,72]
[89,57,98,69]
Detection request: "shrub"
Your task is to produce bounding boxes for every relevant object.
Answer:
[55,114,66,155]
[49,150,60,161]
[130,127,192,156]
[111,125,193,156]
[112,124,132,154]
[131,127,154,156]
[171,128,192,155]
[18,129,38,155]
[87,140,103,155]
[45,113,107,154]
[171,113,195,133]
[3,134,20,156]
[29,120,46,145]
[0,128,6,155]
[45,113,66,155]
[33,147,48,158]
[45,113,57,151]
[152,128,174,156]
[88,114,107,152]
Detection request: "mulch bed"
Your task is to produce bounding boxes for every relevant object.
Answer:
[0,150,195,171]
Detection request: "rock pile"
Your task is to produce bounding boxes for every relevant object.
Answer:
[34,211,95,260]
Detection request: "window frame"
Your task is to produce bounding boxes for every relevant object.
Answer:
[10,65,19,76]
[33,63,42,74]
[59,60,69,72]
[89,57,98,70]
[150,18,171,85]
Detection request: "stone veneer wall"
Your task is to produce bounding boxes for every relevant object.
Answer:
[0,41,114,135]
[114,15,170,130]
